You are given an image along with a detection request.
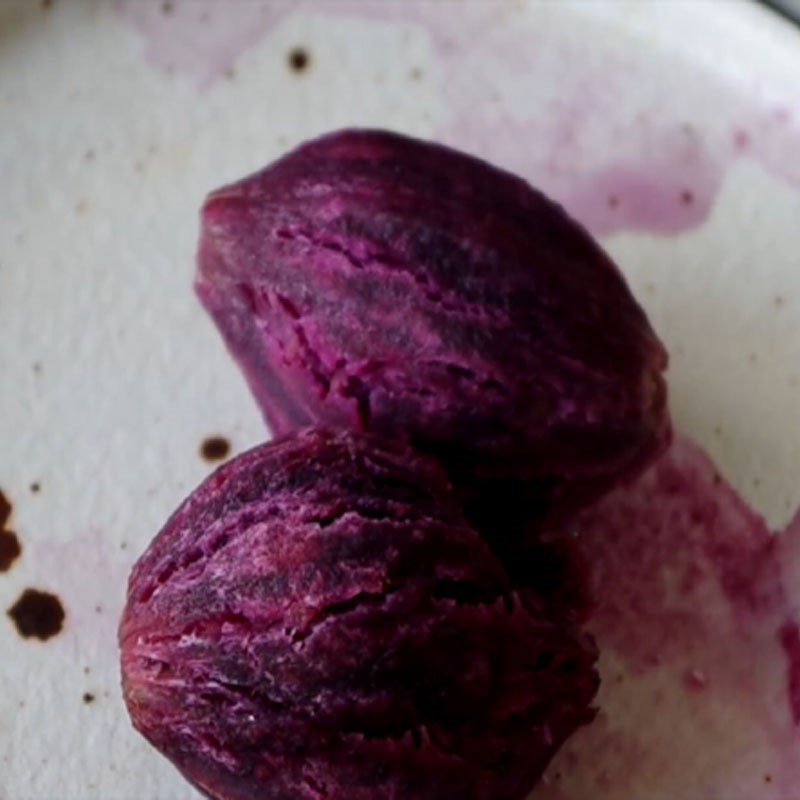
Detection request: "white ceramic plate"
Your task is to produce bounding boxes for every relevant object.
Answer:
[3,2,800,798]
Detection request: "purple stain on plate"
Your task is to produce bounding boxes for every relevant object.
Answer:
[532,437,800,799]
[115,1,800,236]
[779,621,800,725]
[114,0,297,90]
[556,162,720,237]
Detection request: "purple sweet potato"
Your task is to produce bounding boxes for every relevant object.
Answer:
[196,129,669,533]
[119,428,598,800]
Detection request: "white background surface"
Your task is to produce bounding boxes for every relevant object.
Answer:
[2,1,800,798]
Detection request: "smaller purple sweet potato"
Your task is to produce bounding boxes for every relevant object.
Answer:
[119,428,598,800]
[196,129,670,536]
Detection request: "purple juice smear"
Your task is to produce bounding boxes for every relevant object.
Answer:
[116,2,800,237]
[533,436,800,800]
[114,0,296,89]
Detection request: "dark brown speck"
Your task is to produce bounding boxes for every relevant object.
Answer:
[200,436,231,462]
[30,482,40,494]
[0,489,10,528]
[0,531,21,572]
[162,1,174,14]
[8,589,65,641]
[288,47,310,74]
[680,190,694,205]
[83,692,95,704]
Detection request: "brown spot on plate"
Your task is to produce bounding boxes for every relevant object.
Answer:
[200,436,231,462]
[0,531,21,572]
[30,482,40,494]
[288,47,310,74]
[0,489,10,528]
[680,189,694,205]
[83,692,95,704]
[162,0,174,13]
[8,589,65,641]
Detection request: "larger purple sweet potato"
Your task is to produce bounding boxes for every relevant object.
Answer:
[119,428,598,800]
[196,129,669,532]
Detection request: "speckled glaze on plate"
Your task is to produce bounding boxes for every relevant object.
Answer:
[2,2,800,799]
